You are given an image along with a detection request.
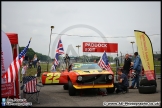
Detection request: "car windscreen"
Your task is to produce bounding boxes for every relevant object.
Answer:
[72,63,102,70]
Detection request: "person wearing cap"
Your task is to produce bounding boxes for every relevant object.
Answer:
[115,67,129,93]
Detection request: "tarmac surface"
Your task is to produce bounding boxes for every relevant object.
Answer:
[22,78,161,107]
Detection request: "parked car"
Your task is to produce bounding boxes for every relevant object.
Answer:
[41,62,115,96]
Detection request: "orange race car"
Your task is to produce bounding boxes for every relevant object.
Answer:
[42,63,115,96]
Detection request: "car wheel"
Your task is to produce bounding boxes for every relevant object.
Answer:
[138,85,156,94]
[68,80,76,96]
[106,87,115,93]
[63,84,68,90]
[140,78,157,87]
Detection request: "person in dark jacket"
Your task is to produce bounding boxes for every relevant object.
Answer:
[129,52,142,89]
[36,62,41,83]
[24,54,29,67]
[115,67,129,93]
[64,54,70,69]
[123,54,132,78]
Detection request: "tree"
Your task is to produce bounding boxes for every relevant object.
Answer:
[19,47,50,62]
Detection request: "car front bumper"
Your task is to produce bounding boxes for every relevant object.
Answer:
[73,83,114,89]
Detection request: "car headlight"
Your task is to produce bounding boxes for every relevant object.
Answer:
[77,76,82,81]
[108,75,113,80]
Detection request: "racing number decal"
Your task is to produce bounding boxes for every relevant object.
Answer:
[45,73,61,84]
[45,73,53,84]
[53,73,61,83]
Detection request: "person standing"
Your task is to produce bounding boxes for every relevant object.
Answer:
[64,54,70,69]
[21,63,27,83]
[129,52,142,89]
[51,61,56,72]
[33,54,38,68]
[24,54,29,67]
[94,59,97,63]
[123,54,132,78]
[36,62,41,83]
[28,60,33,68]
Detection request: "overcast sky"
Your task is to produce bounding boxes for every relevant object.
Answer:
[2,1,160,58]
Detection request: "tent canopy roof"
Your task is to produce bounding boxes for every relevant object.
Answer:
[6,33,18,44]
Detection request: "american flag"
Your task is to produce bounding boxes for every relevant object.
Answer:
[98,51,112,71]
[2,38,31,83]
[22,76,37,93]
[54,39,64,66]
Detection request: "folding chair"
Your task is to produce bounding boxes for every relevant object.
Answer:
[21,76,43,104]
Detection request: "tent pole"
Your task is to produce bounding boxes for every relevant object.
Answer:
[17,44,21,99]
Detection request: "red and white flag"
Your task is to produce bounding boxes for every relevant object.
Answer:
[98,51,112,71]
[2,38,32,83]
[54,38,64,66]
[23,76,37,93]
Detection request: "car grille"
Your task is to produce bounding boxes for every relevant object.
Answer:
[77,74,113,84]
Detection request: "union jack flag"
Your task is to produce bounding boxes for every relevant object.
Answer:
[22,76,37,93]
[2,38,31,83]
[54,39,64,66]
[98,51,112,71]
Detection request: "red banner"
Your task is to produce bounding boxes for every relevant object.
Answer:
[83,42,118,53]
[1,82,15,97]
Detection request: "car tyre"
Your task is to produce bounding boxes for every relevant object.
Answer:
[140,79,157,87]
[106,87,115,93]
[138,85,156,94]
[63,84,68,90]
[68,80,76,96]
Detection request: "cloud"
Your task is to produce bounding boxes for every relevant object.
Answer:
[32,29,38,34]
[28,19,43,24]
[2,2,160,59]
[24,19,47,27]
[126,35,160,51]
[101,34,118,43]
[50,3,78,15]
[126,37,137,46]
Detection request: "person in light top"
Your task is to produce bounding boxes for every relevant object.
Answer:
[33,54,37,68]
[21,63,27,83]
[51,61,56,72]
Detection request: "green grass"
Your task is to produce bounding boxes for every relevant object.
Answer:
[110,60,161,74]
[20,63,52,77]
[154,61,161,74]
[22,60,160,77]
